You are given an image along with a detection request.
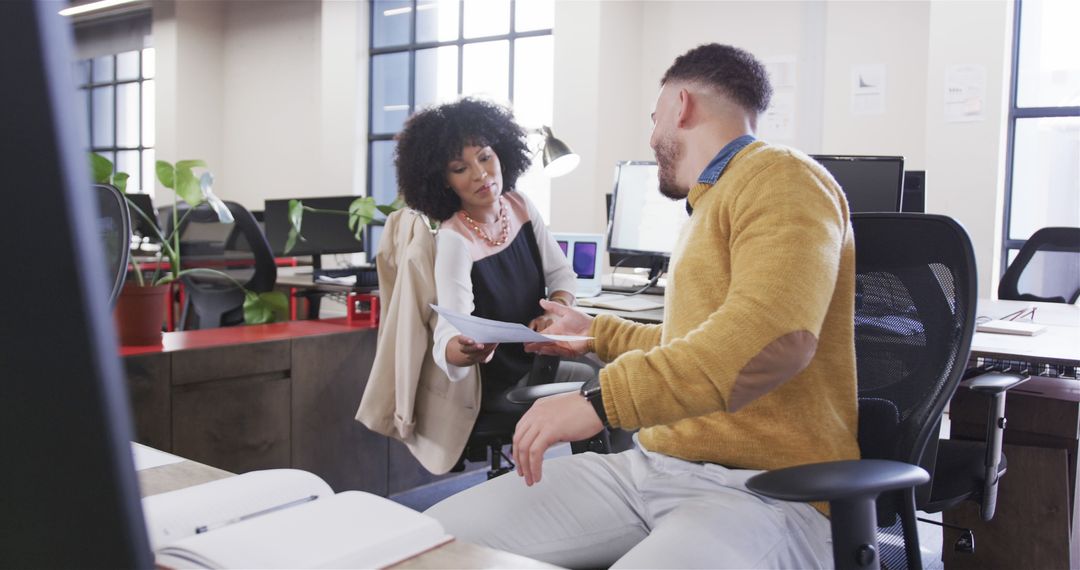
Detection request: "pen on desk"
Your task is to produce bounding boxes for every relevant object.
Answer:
[194,494,319,534]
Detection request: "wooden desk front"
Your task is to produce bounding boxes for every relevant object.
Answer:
[944,299,1080,570]
[122,319,482,498]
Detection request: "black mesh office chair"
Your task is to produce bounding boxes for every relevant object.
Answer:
[456,356,606,478]
[176,201,277,329]
[998,226,1080,304]
[748,213,1024,570]
[93,183,131,307]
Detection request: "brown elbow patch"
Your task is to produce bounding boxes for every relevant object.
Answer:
[729,331,818,412]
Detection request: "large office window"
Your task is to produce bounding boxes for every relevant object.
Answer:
[367,0,555,221]
[1002,0,1080,270]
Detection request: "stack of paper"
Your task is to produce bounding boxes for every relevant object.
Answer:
[975,319,1047,336]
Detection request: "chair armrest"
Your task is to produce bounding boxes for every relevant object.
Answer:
[746,459,929,503]
[961,371,1028,394]
[505,382,584,405]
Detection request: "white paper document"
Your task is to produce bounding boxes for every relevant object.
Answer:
[431,304,592,344]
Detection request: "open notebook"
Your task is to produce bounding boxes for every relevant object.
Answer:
[143,469,451,569]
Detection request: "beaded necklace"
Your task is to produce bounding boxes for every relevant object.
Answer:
[459,197,509,246]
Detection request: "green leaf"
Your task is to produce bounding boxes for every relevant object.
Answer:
[243,291,289,324]
[288,199,305,235]
[111,171,129,194]
[90,153,113,184]
[348,197,376,239]
[285,226,299,254]
[176,159,207,171]
[174,165,204,206]
[156,160,175,189]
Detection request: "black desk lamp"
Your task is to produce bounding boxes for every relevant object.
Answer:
[539,126,580,177]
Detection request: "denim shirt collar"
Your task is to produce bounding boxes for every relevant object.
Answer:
[696,134,757,185]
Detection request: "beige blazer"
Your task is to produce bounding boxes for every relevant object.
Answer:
[355,209,481,474]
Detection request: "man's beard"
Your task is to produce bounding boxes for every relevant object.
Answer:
[653,134,686,200]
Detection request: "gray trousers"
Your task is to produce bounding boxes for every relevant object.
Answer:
[426,441,833,569]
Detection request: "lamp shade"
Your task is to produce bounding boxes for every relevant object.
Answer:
[540,126,579,178]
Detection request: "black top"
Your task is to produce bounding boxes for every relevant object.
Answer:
[471,221,546,403]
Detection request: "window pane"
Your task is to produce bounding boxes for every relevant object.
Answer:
[512,35,553,128]
[74,59,90,86]
[92,55,113,83]
[142,148,156,197]
[372,0,412,48]
[462,40,509,103]
[515,0,553,32]
[116,50,140,81]
[142,80,155,147]
[515,132,550,222]
[1017,0,1080,108]
[371,140,399,205]
[463,0,509,39]
[415,46,458,110]
[1008,116,1080,240]
[117,150,141,191]
[371,52,411,134]
[91,86,114,148]
[116,83,140,148]
[142,47,156,79]
[417,0,459,43]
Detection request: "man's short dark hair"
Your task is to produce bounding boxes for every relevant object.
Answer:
[661,43,772,114]
[395,98,531,221]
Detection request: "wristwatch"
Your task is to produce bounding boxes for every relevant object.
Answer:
[580,376,609,428]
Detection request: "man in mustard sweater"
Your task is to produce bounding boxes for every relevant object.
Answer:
[426,43,859,568]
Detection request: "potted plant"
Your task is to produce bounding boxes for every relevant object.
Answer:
[92,154,288,344]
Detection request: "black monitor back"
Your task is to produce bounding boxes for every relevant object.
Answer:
[264,196,365,257]
[902,170,926,213]
[126,192,159,240]
[0,2,152,567]
[811,155,905,213]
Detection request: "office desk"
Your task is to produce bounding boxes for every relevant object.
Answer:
[944,299,1080,570]
[135,447,554,569]
[580,293,664,324]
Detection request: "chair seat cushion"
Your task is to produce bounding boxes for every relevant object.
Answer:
[925,439,1007,512]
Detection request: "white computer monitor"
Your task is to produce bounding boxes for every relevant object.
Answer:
[552,232,603,298]
[606,161,690,278]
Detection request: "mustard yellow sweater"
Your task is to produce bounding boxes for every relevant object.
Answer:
[593,141,859,475]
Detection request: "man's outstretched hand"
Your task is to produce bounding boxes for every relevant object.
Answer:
[523,299,593,358]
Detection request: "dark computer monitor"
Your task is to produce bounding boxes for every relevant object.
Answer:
[264,196,366,262]
[902,170,926,213]
[1,1,152,565]
[126,192,159,241]
[810,155,905,213]
[606,161,690,279]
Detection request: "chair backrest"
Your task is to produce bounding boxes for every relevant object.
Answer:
[998,227,1080,304]
[178,201,276,328]
[851,213,977,509]
[92,183,131,307]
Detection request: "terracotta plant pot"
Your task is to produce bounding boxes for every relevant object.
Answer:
[114,282,170,345]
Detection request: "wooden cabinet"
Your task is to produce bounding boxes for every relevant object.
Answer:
[121,320,476,496]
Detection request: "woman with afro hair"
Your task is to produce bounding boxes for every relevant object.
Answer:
[395,97,595,411]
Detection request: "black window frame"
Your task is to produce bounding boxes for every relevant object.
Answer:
[79,48,155,194]
[1000,0,1080,272]
[365,0,553,203]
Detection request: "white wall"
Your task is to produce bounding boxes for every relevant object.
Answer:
[153,0,365,212]
[925,0,1013,297]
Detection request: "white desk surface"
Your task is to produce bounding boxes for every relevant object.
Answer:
[971,299,1080,365]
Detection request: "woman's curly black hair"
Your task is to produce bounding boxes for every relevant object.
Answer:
[395,98,532,221]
